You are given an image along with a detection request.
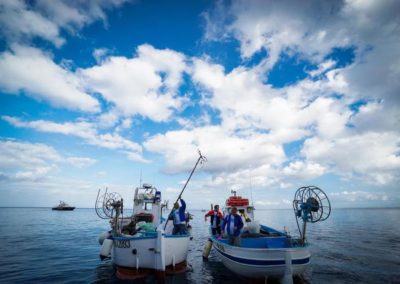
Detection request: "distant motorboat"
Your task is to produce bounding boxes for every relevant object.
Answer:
[52,201,75,211]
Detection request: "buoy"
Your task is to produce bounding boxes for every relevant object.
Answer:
[202,238,212,259]
[100,238,113,260]
[98,231,111,245]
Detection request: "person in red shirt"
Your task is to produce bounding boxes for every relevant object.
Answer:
[205,205,224,236]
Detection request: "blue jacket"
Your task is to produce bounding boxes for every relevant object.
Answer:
[222,214,244,237]
[170,199,186,225]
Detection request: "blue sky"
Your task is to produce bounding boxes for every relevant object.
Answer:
[0,0,399,208]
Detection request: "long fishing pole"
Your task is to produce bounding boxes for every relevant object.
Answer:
[164,150,207,230]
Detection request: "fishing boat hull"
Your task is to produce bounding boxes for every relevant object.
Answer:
[111,231,190,270]
[212,236,310,278]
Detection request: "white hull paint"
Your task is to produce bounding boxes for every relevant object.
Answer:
[97,184,193,274]
[212,238,310,278]
[112,232,190,270]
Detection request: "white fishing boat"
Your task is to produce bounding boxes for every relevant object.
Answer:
[96,152,206,280]
[203,186,331,283]
[96,184,191,279]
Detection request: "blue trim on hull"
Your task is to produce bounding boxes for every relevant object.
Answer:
[215,247,310,266]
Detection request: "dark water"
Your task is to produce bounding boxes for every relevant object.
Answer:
[0,208,399,283]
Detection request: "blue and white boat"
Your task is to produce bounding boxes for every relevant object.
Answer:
[204,186,331,283]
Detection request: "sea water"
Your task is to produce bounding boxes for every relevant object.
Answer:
[0,207,399,283]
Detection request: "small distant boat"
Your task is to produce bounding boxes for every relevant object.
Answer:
[52,201,75,211]
[201,209,207,212]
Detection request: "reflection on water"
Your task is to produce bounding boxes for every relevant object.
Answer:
[0,208,399,283]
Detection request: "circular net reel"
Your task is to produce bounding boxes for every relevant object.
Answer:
[95,190,122,219]
[293,186,331,244]
[293,186,331,223]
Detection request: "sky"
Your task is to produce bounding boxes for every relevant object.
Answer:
[0,0,399,209]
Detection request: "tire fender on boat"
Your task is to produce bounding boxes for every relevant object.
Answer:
[202,238,213,259]
[98,231,111,245]
[100,238,113,260]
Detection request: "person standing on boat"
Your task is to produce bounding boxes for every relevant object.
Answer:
[222,207,244,246]
[204,205,224,236]
[169,199,187,235]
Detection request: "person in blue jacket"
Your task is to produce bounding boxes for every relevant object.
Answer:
[222,207,244,246]
[169,199,187,235]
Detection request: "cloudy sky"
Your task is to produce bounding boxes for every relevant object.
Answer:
[0,0,399,209]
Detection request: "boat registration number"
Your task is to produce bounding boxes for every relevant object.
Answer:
[114,240,131,249]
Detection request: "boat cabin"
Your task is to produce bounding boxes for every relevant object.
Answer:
[133,183,162,226]
[224,190,255,224]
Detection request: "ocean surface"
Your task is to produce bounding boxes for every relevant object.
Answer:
[0,207,399,283]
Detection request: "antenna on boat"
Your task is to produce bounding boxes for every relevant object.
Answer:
[139,169,142,187]
[293,186,331,245]
[163,150,207,230]
[250,176,254,207]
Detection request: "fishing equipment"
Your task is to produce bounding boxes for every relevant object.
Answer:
[293,185,331,245]
[164,150,207,230]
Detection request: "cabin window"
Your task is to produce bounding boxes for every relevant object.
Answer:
[144,203,152,210]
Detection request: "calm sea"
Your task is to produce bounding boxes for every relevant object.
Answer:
[0,207,399,283]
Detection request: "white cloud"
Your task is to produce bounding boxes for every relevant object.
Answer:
[192,58,352,141]
[308,59,336,77]
[0,139,97,182]
[302,132,400,185]
[0,139,61,169]
[81,44,188,122]
[0,0,132,46]
[330,191,389,203]
[2,116,146,162]
[282,161,326,180]
[66,157,97,168]
[204,0,351,68]
[203,0,400,106]
[0,45,99,112]
[0,0,64,46]
[15,166,53,181]
[144,125,285,174]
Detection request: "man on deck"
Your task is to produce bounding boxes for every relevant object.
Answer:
[222,207,244,246]
[169,199,187,235]
[205,204,224,236]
